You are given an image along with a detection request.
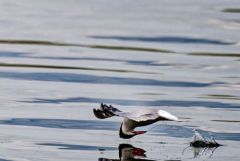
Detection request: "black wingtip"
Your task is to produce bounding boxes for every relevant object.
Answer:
[94,103,121,119]
[93,108,105,119]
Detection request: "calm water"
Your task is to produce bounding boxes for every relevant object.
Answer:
[0,0,240,161]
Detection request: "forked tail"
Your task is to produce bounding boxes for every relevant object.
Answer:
[93,103,122,119]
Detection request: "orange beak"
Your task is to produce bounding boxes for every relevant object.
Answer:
[133,131,146,135]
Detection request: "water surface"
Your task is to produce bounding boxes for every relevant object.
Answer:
[0,0,240,161]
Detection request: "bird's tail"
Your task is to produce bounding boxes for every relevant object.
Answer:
[93,103,122,119]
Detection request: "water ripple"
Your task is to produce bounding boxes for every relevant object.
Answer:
[151,124,240,141]
[24,97,240,109]
[0,71,215,87]
[38,143,117,151]
[0,63,152,74]
[0,118,120,131]
[90,36,234,45]
[0,118,239,141]
[0,39,173,53]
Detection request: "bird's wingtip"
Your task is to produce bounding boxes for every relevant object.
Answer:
[158,110,179,121]
[93,108,105,119]
[172,116,179,121]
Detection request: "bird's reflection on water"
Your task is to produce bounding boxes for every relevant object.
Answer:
[99,144,155,161]
[99,143,220,161]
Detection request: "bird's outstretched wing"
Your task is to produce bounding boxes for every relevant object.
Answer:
[93,103,127,119]
[93,104,178,122]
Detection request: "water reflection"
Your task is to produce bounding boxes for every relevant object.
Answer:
[38,143,117,151]
[222,8,240,13]
[193,147,218,158]
[0,71,214,87]
[0,118,239,141]
[99,144,155,161]
[0,39,173,53]
[0,51,172,67]
[0,159,12,161]
[90,36,234,45]
[0,63,150,74]
[183,146,220,159]
[0,118,120,131]
[25,96,240,109]
[38,142,220,160]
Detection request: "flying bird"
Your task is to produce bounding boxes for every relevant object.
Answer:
[93,103,178,139]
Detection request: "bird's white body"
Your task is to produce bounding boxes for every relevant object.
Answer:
[93,104,178,139]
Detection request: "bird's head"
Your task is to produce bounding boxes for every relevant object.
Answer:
[119,124,146,139]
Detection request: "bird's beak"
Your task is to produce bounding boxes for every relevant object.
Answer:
[133,131,146,135]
